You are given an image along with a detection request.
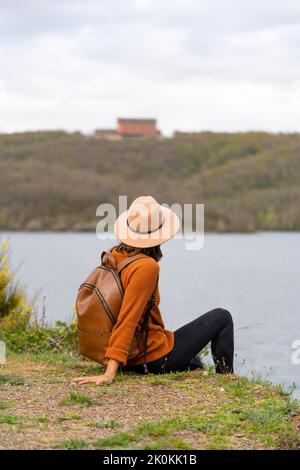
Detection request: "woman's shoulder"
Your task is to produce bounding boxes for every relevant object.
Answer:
[127,257,159,285]
[111,247,159,275]
[133,255,160,273]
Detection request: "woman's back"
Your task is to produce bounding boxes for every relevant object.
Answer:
[104,248,174,367]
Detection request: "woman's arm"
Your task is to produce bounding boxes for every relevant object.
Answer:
[104,259,159,365]
[73,359,119,385]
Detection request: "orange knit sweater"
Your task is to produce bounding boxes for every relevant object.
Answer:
[104,249,174,366]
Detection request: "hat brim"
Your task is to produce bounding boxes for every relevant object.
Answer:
[114,206,180,248]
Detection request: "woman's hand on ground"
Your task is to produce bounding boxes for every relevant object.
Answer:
[73,360,119,385]
[73,375,113,385]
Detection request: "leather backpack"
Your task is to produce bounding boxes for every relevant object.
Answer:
[76,250,156,369]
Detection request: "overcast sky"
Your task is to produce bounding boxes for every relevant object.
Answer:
[0,0,300,135]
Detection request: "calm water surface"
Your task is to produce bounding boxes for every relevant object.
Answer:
[1,231,299,398]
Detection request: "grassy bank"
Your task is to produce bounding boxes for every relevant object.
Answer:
[0,352,299,450]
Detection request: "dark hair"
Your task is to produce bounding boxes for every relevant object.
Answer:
[112,242,162,262]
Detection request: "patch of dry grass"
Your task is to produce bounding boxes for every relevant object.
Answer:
[0,353,299,450]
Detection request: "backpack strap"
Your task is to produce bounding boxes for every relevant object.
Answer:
[116,254,149,273]
[142,278,158,375]
[101,251,117,270]
[101,250,149,273]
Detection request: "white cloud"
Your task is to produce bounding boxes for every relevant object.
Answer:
[0,0,300,134]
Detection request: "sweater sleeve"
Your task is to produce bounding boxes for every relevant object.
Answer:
[104,259,159,366]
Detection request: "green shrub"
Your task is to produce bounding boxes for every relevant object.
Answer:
[3,321,78,353]
[0,240,32,328]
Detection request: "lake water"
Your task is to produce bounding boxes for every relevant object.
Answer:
[1,231,300,398]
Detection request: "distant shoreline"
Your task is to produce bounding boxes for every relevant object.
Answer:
[1,131,300,233]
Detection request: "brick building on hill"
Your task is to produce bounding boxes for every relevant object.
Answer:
[117,118,160,137]
[94,118,160,139]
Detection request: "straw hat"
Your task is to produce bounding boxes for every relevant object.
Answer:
[114,196,180,248]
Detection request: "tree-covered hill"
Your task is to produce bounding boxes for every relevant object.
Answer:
[0,130,300,231]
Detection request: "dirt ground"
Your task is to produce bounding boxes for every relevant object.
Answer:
[0,354,299,450]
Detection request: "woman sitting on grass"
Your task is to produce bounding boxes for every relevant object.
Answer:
[74,196,234,385]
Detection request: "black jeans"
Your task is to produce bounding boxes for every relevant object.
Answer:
[122,308,234,375]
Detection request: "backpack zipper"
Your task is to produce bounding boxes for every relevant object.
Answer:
[98,265,124,296]
[79,283,116,325]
